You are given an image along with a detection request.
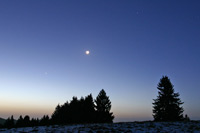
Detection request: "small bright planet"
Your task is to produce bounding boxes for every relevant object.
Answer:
[85,50,90,55]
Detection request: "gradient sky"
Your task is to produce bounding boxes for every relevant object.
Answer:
[0,0,200,122]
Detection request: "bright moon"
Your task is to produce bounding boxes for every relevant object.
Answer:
[85,50,90,55]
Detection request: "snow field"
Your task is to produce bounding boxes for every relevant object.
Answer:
[0,121,200,133]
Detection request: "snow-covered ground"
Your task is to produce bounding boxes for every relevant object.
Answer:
[1,121,200,132]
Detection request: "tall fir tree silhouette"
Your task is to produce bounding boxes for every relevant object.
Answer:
[51,104,62,124]
[153,76,184,121]
[84,94,95,123]
[70,96,80,123]
[95,89,114,123]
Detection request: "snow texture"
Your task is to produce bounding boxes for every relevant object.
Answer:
[1,121,200,132]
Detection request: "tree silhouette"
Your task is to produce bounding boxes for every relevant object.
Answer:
[95,89,114,123]
[51,90,114,124]
[184,114,190,121]
[40,115,50,126]
[1,90,115,127]
[4,115,15,128]
[16,115,24,127]
[15,115,40,127]
[30,118,39,127]
[51,104,62,124]
[23,115,31,127]
[153,76,184,121]
[69,96,80,123]
[84,94,95,123]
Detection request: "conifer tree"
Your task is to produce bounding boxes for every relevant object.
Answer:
[23,115,30,127]
[95,89,114,123]
[70,96,80,123]
[30,118,39,127]
[51,104,61,124]
[16,115,24,127]
[153,76,184,121]
[40,115,50,126]
[84,94,95,123]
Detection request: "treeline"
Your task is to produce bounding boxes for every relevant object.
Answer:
[1,115,49,128]
[1,76,191,129]
[1,89,114,128]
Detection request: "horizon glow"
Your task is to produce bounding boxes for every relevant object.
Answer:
[0,0,200,122]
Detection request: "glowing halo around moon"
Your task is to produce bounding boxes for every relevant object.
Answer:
[85,50,90,55]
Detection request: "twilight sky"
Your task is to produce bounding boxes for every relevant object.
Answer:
[0,0,200,122]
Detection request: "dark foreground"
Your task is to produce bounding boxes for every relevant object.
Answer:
[1,121,200,132]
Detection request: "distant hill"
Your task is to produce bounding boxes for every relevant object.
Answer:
[0,117,6,125]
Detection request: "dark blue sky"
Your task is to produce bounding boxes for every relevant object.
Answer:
[0,0,200,121]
